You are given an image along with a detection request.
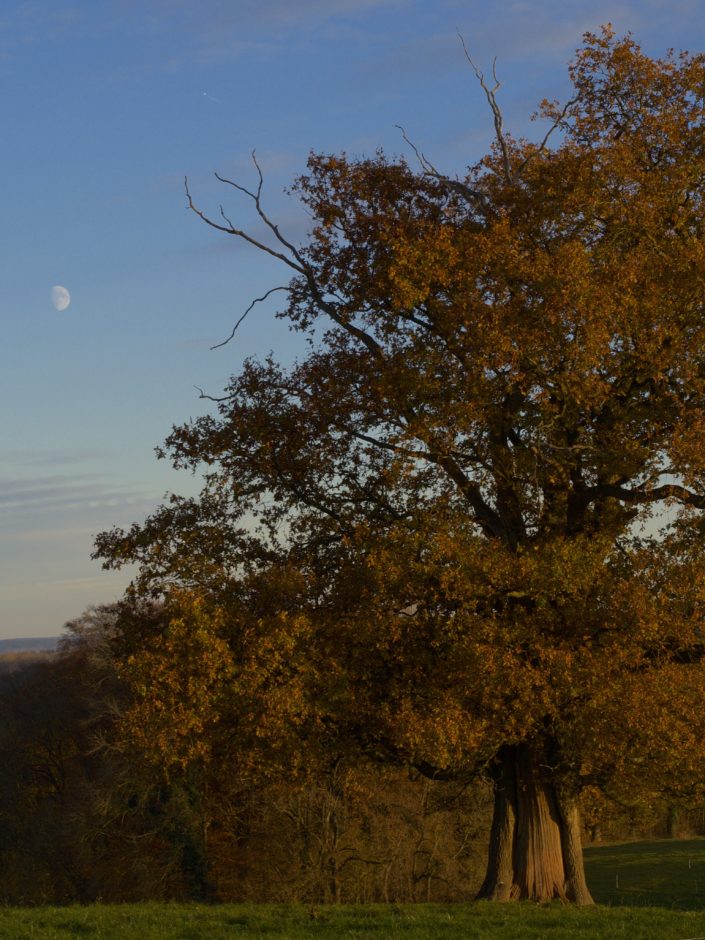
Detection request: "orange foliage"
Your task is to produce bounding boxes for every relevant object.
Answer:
[96,28,705,901]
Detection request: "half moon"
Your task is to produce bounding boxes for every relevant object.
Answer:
[51,285,71,311]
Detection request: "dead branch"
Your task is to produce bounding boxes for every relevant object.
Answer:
[184,175,306,275]
[458,33,513,184]
[215,152,310,271]
[186,172,386,362]
[396,124,489,210]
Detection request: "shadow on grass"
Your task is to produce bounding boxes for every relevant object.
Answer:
[584,837,705,910]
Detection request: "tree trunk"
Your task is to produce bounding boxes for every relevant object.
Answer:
[477,743,594,904]
[667,805,679,839]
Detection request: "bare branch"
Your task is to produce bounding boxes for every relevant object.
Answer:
[535,94,580,152]
[194,385,232,403]
[458,33,513,184]
[187,173,385,362]
[184,176,306,274]
[215,152,310,270]
[396,124,489,210]
[211,286,290,350]
[516,94,581,176]
[395,124,440,176]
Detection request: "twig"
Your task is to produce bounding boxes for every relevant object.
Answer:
[215,151,309,271]
[396,124,489,209]
[194,385,232,403]
[186,168,385,361]
[184,175,305,275]
[516,94,581,175]
[211,286,289,350]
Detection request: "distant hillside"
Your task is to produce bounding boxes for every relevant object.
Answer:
[0,636,60,653]
[0,649,55,677]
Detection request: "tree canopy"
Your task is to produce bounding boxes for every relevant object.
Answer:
[96,28,705,903]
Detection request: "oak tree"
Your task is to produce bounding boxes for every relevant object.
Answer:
[96,29,705,903]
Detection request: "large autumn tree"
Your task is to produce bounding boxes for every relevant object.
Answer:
[96,29,705,904]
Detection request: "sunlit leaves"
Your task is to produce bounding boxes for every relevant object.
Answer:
[99,28,705,812]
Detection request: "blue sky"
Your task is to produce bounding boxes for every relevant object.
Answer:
[1,0,703,638]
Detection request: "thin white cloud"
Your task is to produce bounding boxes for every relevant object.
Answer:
[355,0,705,92]
[448,0,704,61]
[0,573,129,593]
[0,474,148,514]
[106,0,411,71]
[0,525,96,546]
[2,448,112,467]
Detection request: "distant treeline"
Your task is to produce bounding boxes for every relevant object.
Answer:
[0,637,59,654]
[0,607,698,905]
[0,649,54,676]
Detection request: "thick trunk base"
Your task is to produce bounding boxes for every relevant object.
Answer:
[477,743,593,905]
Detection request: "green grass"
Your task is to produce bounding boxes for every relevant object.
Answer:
[585,837,705,910]
[4,840,705,939]
[0,902,704,940]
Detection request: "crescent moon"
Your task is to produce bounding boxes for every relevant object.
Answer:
[51,285,71,311]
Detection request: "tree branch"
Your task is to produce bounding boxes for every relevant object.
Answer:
[194,385,232,403]
[215,151,310,271]
[585,482,705,509]
[186,173,386,362]
[396,124,489,210]
[516,93,581,175]
[211,286,290,350]
[433,451,508,542]
[458,33,513,184]
[185,176,305,274]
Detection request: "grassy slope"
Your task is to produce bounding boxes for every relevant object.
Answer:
[585,837,705,909]
[3,840,705,939]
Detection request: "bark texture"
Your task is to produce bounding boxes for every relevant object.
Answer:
[477,743,594,904]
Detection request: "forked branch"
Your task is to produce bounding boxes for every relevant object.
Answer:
[516,93,581,176]
[214,152,309,271]
[458,32,513,183]
[185,170,385,362]
[396,124,489,211]
[184,175,305,275]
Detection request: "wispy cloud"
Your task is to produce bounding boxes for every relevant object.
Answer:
[0,469,169,566]
[0,2,84,64]
[0,474,149,515]
[354,0,705,93]
[103,0,412,73]
[448,0,703,62]
[2,448,112,468]
[0,573,130,593]
[0,525,98,546]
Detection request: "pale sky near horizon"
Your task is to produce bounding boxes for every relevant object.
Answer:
[1,0,704,639]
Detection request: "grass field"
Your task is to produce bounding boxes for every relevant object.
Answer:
[585,837,705,910]
[2,839,705,939]
[1,901,705,940]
